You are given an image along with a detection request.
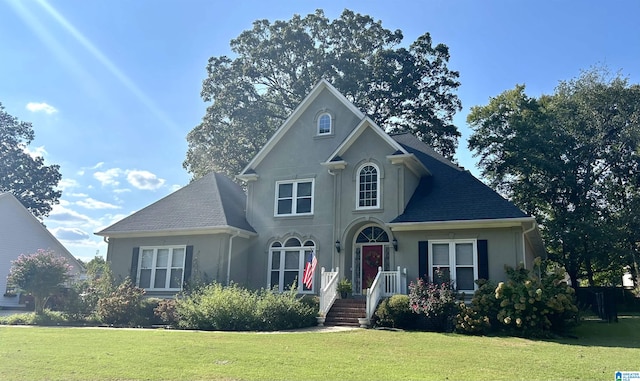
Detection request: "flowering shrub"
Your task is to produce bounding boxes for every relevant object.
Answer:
[456,258,578,338]
[7,249,72,315]
[96,278,145,326]
[408,272,457,331]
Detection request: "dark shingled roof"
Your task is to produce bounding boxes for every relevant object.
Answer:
[97,172,255,235]
[390,133,529,223]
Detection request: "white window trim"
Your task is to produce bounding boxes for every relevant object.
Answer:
[274,179,314,217]
[137,245,186,291]
[317,112,332,135]
[267,243,315,293]
[428,239,478,293]
[356,163,381,210]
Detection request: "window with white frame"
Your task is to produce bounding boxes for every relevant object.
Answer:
[268,238,315,292]
[137,246,186,290]
[429,240,477,292]
[275,179,314,216]
[317,113,332,135]
[357,163,380,209]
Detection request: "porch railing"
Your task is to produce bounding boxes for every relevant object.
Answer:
[319,267,339,317]
[365,266,407,323]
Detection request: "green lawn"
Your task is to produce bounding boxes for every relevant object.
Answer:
[0,316,638,381]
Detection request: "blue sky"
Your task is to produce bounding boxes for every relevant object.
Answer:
[1,0,638,262]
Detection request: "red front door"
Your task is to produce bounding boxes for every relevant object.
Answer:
[362,245,383,291]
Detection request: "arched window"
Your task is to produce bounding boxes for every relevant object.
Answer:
[268,238,316,292]
[317,113,332,135]
[357,163,380,209]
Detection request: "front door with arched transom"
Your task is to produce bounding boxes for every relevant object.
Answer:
[354,225,390,293]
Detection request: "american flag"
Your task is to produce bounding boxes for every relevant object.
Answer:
[302,250,317,289]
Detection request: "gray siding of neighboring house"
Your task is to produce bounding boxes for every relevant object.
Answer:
[0,193,83,307]
[106,233,252,296]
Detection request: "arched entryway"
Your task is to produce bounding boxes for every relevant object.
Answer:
[352,225,392,294]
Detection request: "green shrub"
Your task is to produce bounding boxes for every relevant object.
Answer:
[456,258,579,338]
[454,301,491,335]
[176,283,258,330]
[0,310,69,325]
[135,298,164,326]
[374,294,417,329]
[255,288,316,330]
[96,278,145,326]
[175,283,317,331]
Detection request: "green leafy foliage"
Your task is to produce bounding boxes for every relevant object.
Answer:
[7,249,71,315]
[374,294,417,329]
[185,9,461,179]
[96,278,145,326]
[467,67,640,287]
[0,102,62,218]
[175,283,316,331]
[456,258,579,338]
[57,257,116,321]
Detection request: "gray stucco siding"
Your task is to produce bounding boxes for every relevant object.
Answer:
[390,226,526,286]
[106,234,233,289]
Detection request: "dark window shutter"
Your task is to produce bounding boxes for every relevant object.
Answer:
[477,240,489,280]
[130,247,140,281]
[184,245,194,282]
[418,241,429,280]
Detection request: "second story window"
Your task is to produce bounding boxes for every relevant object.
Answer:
[275,179,314,216]
[357,163,380,209]
[318,113,332,135]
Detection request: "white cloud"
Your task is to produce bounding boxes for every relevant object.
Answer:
[69,192,89,198]
[47,204,94,224]
[51,227,90,242]
[76,197,120,210]
[127,170,165,190]
[113,188,131,194]
[94,168,122,187]
[21,144,47,159]
[57,178,79,191]
[26,102,58,114]
[170,184,182,192]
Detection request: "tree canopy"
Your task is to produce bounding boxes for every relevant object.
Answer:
[8,249,72,314]
[0,102,62,218]
[185,9,462,179]
[467,68,640,288]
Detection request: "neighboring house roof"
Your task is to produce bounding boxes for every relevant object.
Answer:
[389,133,532,225]
[96,173,256,238]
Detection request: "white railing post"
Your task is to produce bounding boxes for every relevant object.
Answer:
[319,267,339,317]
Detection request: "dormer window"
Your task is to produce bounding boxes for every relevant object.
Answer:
[357,163,380,209]
[318,113,332,135]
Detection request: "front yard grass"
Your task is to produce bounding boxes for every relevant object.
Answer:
[0,315,638,381]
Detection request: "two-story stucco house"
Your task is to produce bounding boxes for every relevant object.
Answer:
[97,80,544,321]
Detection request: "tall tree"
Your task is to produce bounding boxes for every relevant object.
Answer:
[0,102,62,218]
[185,9,462,179]
[467,68,640,288]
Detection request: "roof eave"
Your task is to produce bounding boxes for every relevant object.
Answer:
[95,226,257,239]
[388,217,536,231]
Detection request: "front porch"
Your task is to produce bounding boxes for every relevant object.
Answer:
[319,266,407,326]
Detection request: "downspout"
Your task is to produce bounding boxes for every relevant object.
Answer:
[226,230,240,286]
[522,221,537,269]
